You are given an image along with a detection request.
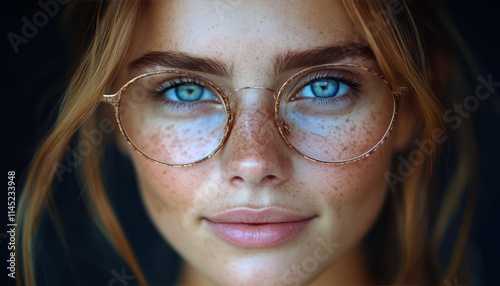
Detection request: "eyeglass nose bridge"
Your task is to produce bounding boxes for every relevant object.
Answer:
[227,86,277,101]
[224,85,287,139]
[224,85,291,139]
[225,86,279,125]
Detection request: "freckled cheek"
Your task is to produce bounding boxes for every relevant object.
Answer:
[128,153,197,218]
[298,148,391,258]
[126,144,220,237]
[301,139,392,217]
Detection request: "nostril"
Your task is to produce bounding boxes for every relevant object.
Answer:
[230,176,245,185]
[229,174,280,187]
[262,174,279,183]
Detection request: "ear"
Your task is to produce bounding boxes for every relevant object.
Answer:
[391,92,420,152]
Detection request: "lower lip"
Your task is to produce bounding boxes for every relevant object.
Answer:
[204,218,313,248]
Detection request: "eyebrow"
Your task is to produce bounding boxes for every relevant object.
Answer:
[129,51,232,78]
[128,43,374,78]
[273,44,374,74]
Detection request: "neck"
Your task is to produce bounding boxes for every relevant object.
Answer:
[177,244,371,285]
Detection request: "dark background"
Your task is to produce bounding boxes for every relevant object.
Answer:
[1,1,499,285]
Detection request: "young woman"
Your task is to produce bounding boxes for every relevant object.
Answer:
[18,0,478,285]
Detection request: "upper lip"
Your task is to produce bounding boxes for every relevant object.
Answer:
[204,208,316,224]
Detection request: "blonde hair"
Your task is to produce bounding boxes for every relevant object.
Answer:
[18,1,476,285]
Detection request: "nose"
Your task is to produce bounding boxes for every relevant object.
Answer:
[220,88,292,187]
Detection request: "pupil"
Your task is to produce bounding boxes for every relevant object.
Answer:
[176,84,203,101]
[311,80,339,98]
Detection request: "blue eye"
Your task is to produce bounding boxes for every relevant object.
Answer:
[164,83,216,102]
[300,79,350,98]
[173,84,203,101]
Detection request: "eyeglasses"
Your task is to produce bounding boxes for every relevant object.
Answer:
[102,63,408,167]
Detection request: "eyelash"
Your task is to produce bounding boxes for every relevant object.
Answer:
[289,71,363,106]
[155,77,206,93]
[152,77,214,110]
[307,72,362,90]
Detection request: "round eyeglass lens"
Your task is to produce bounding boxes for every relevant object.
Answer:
[118,71,229,166]
[277,65,396,163]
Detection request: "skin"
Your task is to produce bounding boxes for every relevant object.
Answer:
[113,1,414,285]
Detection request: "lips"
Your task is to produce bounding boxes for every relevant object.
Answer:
[204,208,315,248]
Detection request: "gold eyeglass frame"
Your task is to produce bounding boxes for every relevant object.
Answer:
[102,63,409,167]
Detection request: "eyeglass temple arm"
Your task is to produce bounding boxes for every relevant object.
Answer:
[102,93,119,107]
[394,86,410,96]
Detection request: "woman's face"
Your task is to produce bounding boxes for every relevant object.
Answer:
[115,1,411,285]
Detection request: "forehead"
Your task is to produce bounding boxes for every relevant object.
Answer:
[125,0,365,83]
